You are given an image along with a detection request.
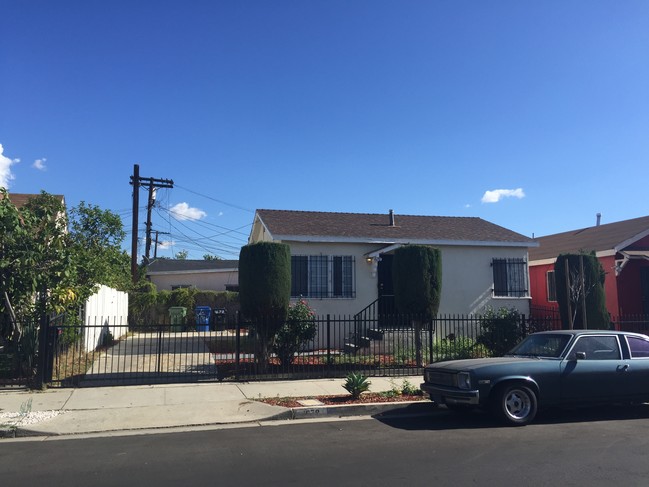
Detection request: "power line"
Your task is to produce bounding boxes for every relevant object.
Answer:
[173,183,254,214]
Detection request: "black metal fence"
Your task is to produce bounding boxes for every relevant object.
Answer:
[44,310,546,387]
[4,308,649,388]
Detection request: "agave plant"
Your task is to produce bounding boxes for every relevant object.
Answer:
[343,372,371,399]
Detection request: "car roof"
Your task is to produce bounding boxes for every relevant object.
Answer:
[533,329,649,338]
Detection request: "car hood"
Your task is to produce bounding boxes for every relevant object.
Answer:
[424,356,552,372]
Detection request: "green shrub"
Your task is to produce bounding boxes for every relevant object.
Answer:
[400,379,420,396]
[432,336,489,361]
[343,372,371,399]
[272,300,317,366]
[477,306,523,356]
[239,242,291,366]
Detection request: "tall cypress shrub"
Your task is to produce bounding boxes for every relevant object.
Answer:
[239,242,291,365]
[554,252,609,329]
[393,245,442,366]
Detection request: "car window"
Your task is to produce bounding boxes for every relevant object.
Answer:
[567,336,621,360]
[507,334,571,358]
[627,336,649,358]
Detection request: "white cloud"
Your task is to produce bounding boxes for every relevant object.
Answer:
[33,158,47,171]
[169,202,207,221]
[157,240,175,250]
[0,144,20,189]
[481,188,525,204]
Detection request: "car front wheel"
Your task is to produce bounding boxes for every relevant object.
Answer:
[492,384,538,426]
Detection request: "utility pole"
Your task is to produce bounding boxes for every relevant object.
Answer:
[129,164,174,283]
[153,231,170,260]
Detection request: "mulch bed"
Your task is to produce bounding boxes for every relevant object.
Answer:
[258,392,427,408]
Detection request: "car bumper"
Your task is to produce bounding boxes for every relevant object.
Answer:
[420,382,480,405]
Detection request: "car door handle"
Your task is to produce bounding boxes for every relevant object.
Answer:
[618,364,630,372]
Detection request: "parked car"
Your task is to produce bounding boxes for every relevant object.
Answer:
[421,330,649,425]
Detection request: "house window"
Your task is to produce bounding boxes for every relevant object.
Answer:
[492,258,528,298]
[291,255,355,298]
[546,270,557,302]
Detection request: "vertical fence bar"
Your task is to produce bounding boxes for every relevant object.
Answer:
[326,314,331,367]
[235,312,241,380]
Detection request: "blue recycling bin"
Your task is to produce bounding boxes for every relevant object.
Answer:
[194,306,212,332]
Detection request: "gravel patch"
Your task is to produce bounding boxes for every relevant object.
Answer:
[0,410,62,427]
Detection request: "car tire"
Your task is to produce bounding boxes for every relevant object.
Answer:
[491,384,538,426]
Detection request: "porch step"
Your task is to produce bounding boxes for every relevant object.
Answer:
[367,328,384,340]
[357,336,372,347]
[344,342,360,354]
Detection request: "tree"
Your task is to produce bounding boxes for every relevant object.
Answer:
[203,254,221,260]
[68,201,131,302]
[554,252,609,329]
[0,190,131,376]
[175,250,189,260]
[238,242,291,366]
[392,245,442,366]
[1,191,71,377]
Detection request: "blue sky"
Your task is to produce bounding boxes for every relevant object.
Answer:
[2,1,648,260]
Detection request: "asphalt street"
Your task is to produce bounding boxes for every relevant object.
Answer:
[3,405,649,486]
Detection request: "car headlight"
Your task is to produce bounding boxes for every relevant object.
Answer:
[456,372,472,390]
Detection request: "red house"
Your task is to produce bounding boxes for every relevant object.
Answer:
[529,215,649,318]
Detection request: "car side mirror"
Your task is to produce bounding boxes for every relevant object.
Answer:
[575,352,586,360]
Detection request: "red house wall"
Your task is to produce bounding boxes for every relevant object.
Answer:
[529,263,558,310]
[530,256,620,316]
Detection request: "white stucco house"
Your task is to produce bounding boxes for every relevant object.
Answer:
[249,209,538,317]
[145,259,239,292]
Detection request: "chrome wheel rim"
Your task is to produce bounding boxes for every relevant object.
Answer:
[504,388,532,420]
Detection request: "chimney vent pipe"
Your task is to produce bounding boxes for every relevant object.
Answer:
[596,213,601,226]
[389,209,395,227]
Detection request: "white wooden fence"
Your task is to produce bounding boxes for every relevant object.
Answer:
[82,285,129,353]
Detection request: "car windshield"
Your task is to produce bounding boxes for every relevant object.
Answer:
[506,334,572,358]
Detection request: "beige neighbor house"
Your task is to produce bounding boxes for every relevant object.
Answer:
[145,259,239,292]
[249,209,538,318]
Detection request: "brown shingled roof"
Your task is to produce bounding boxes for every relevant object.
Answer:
[256,209,533,244]
[5,192,65,209]
[529,215,649,261]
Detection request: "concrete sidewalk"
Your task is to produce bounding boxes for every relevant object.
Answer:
[0,376,431,438]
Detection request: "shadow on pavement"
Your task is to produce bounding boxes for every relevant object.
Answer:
[375,402,649,431]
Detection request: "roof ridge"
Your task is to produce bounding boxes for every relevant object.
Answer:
[257,208,480,219]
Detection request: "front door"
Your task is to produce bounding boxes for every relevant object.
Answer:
[377,254,395,316]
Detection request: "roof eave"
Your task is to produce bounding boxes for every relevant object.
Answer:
[273,234,537,248]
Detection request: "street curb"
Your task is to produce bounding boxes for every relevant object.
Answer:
[289,400,436,420]
[5,401,438,439]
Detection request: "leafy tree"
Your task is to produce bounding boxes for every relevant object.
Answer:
[0,190,131,377]
[68,202,131,301]
[238,242,291,366]
[203,254,221,260]
[392,245,442,366]
[175,250,189,260]
[554,252,609,329]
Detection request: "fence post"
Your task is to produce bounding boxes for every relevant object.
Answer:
[326,314,331,365]
[34,289,49,389]
[235,311,241,380]
[428,317,434,364]
[156,323,163,375]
